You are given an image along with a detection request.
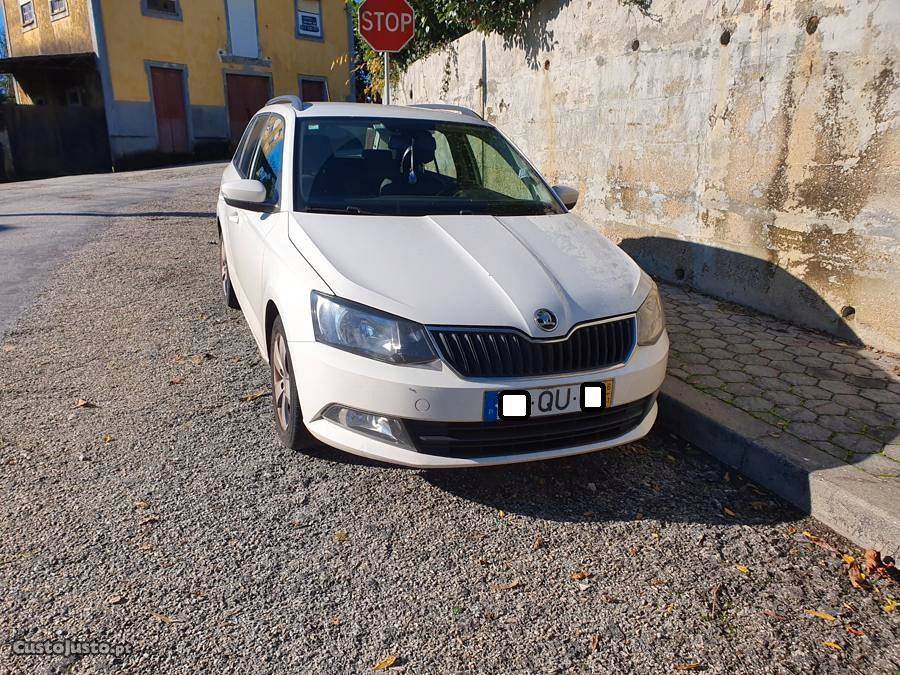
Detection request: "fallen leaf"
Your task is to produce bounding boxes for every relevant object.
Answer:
[723,471,731,482]
[335,531,348,542]
[2,344,14,353]
[490,579,521,592]
[822,641,843,652]
[373,654,399,671]
[106,595,126,605]
[532,534,543,551]
[240,390,269,403]
[498,510,506,518]
[750,500,769,511]
[138,543,153,552]
[664,603,675,614]
[133,500,151,510]
[649,578,668,586]
[169,377,184,385]
[763,609,786,621]
[75,399,97,409]
[634,512,644,521]
[846,626,864,636]
[848,562,868,590]
[190,353,216,365]
[148,610,182,624]
[842,554,855,565]
[864,549,899,581]
[723,507,738,517]
[102,434,115,444]
[140,515,160,526]
[571,571,593,581]
[665,454,677,464]
[330,616,342,625]
[735,564,750,574]
[883,598,899,614]
[674,663,701,671]
[628,547,638,556]
[798,531,838,554]
[590,633,600,652]
[806,609,837,622]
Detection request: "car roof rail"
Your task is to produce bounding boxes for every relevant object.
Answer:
[408,103,483,120]
[266,95,305,111]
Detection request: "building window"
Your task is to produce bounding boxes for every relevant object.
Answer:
[49,0,68,17]
[141,0,182,20]
[296,0,322,39]
[299,77,328,103]
[19,0,36,28]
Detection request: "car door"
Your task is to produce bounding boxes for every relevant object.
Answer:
[222,114,266,306]
[231,113,287,328]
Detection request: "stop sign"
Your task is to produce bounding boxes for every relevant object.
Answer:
[358,0,415,53]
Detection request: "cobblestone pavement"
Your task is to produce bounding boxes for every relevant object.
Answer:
[661,285,900,484]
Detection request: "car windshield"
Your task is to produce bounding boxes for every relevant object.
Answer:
[294,117,565,216]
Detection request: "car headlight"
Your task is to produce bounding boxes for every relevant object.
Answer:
[636,284,666,346]
[311,292,437,364]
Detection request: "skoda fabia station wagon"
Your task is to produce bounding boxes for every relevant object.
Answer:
[217,99,668,468]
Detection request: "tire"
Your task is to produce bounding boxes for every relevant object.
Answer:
[219,232,240,310]
[269,316,316,450]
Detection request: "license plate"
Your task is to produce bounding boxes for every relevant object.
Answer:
[483,380,614,421]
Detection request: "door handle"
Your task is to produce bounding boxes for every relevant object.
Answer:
[228,211,240,224]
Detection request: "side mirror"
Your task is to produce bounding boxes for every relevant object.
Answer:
[553,185,579,210]
[222,179,267,207]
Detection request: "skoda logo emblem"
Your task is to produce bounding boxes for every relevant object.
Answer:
[534,309,558,332]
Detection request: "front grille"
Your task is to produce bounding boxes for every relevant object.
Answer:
[429,317,636,378]
[405,395,654,458]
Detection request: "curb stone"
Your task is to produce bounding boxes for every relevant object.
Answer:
[658,377,900,558]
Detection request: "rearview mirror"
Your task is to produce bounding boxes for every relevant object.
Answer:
[222,179,267,207]
[553,185,579,210]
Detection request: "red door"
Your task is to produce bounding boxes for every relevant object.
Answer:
[226,74,270,145]
[150,67,189,154]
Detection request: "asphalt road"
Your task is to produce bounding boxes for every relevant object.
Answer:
[0,165,897,673]
[0,164,221,337]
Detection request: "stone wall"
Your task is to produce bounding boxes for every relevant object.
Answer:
[398,0,900,351]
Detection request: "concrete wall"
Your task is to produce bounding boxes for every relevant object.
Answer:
[398,0,900,351]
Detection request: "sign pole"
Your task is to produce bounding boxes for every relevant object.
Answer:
[383,52,391,105]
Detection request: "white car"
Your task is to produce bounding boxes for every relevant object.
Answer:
[217,98,668,468]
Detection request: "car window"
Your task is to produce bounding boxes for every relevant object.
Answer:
[249,114,285,205]
[465,135,531,200]
[294,117,563,217]
[235,114,268,179]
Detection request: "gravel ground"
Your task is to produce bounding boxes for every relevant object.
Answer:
[1,165,898,674]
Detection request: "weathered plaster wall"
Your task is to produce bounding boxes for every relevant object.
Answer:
[2,0,95,58]
[399,0,900,351]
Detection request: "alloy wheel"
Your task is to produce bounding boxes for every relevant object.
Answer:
[272,333,291,431]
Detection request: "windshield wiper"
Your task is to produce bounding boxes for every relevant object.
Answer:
[304,206,384,216]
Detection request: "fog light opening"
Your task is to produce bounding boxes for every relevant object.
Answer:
[322,405,413,448]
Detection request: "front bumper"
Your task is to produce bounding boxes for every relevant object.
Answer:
[291,332,669,468]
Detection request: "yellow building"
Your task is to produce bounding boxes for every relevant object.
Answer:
[0,0,355,166]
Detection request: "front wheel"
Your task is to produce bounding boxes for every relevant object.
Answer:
[270,317,315,450]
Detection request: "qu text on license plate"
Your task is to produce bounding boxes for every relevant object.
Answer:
[483,380,614,421]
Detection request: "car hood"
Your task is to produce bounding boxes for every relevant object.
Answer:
[288,212,650,338]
